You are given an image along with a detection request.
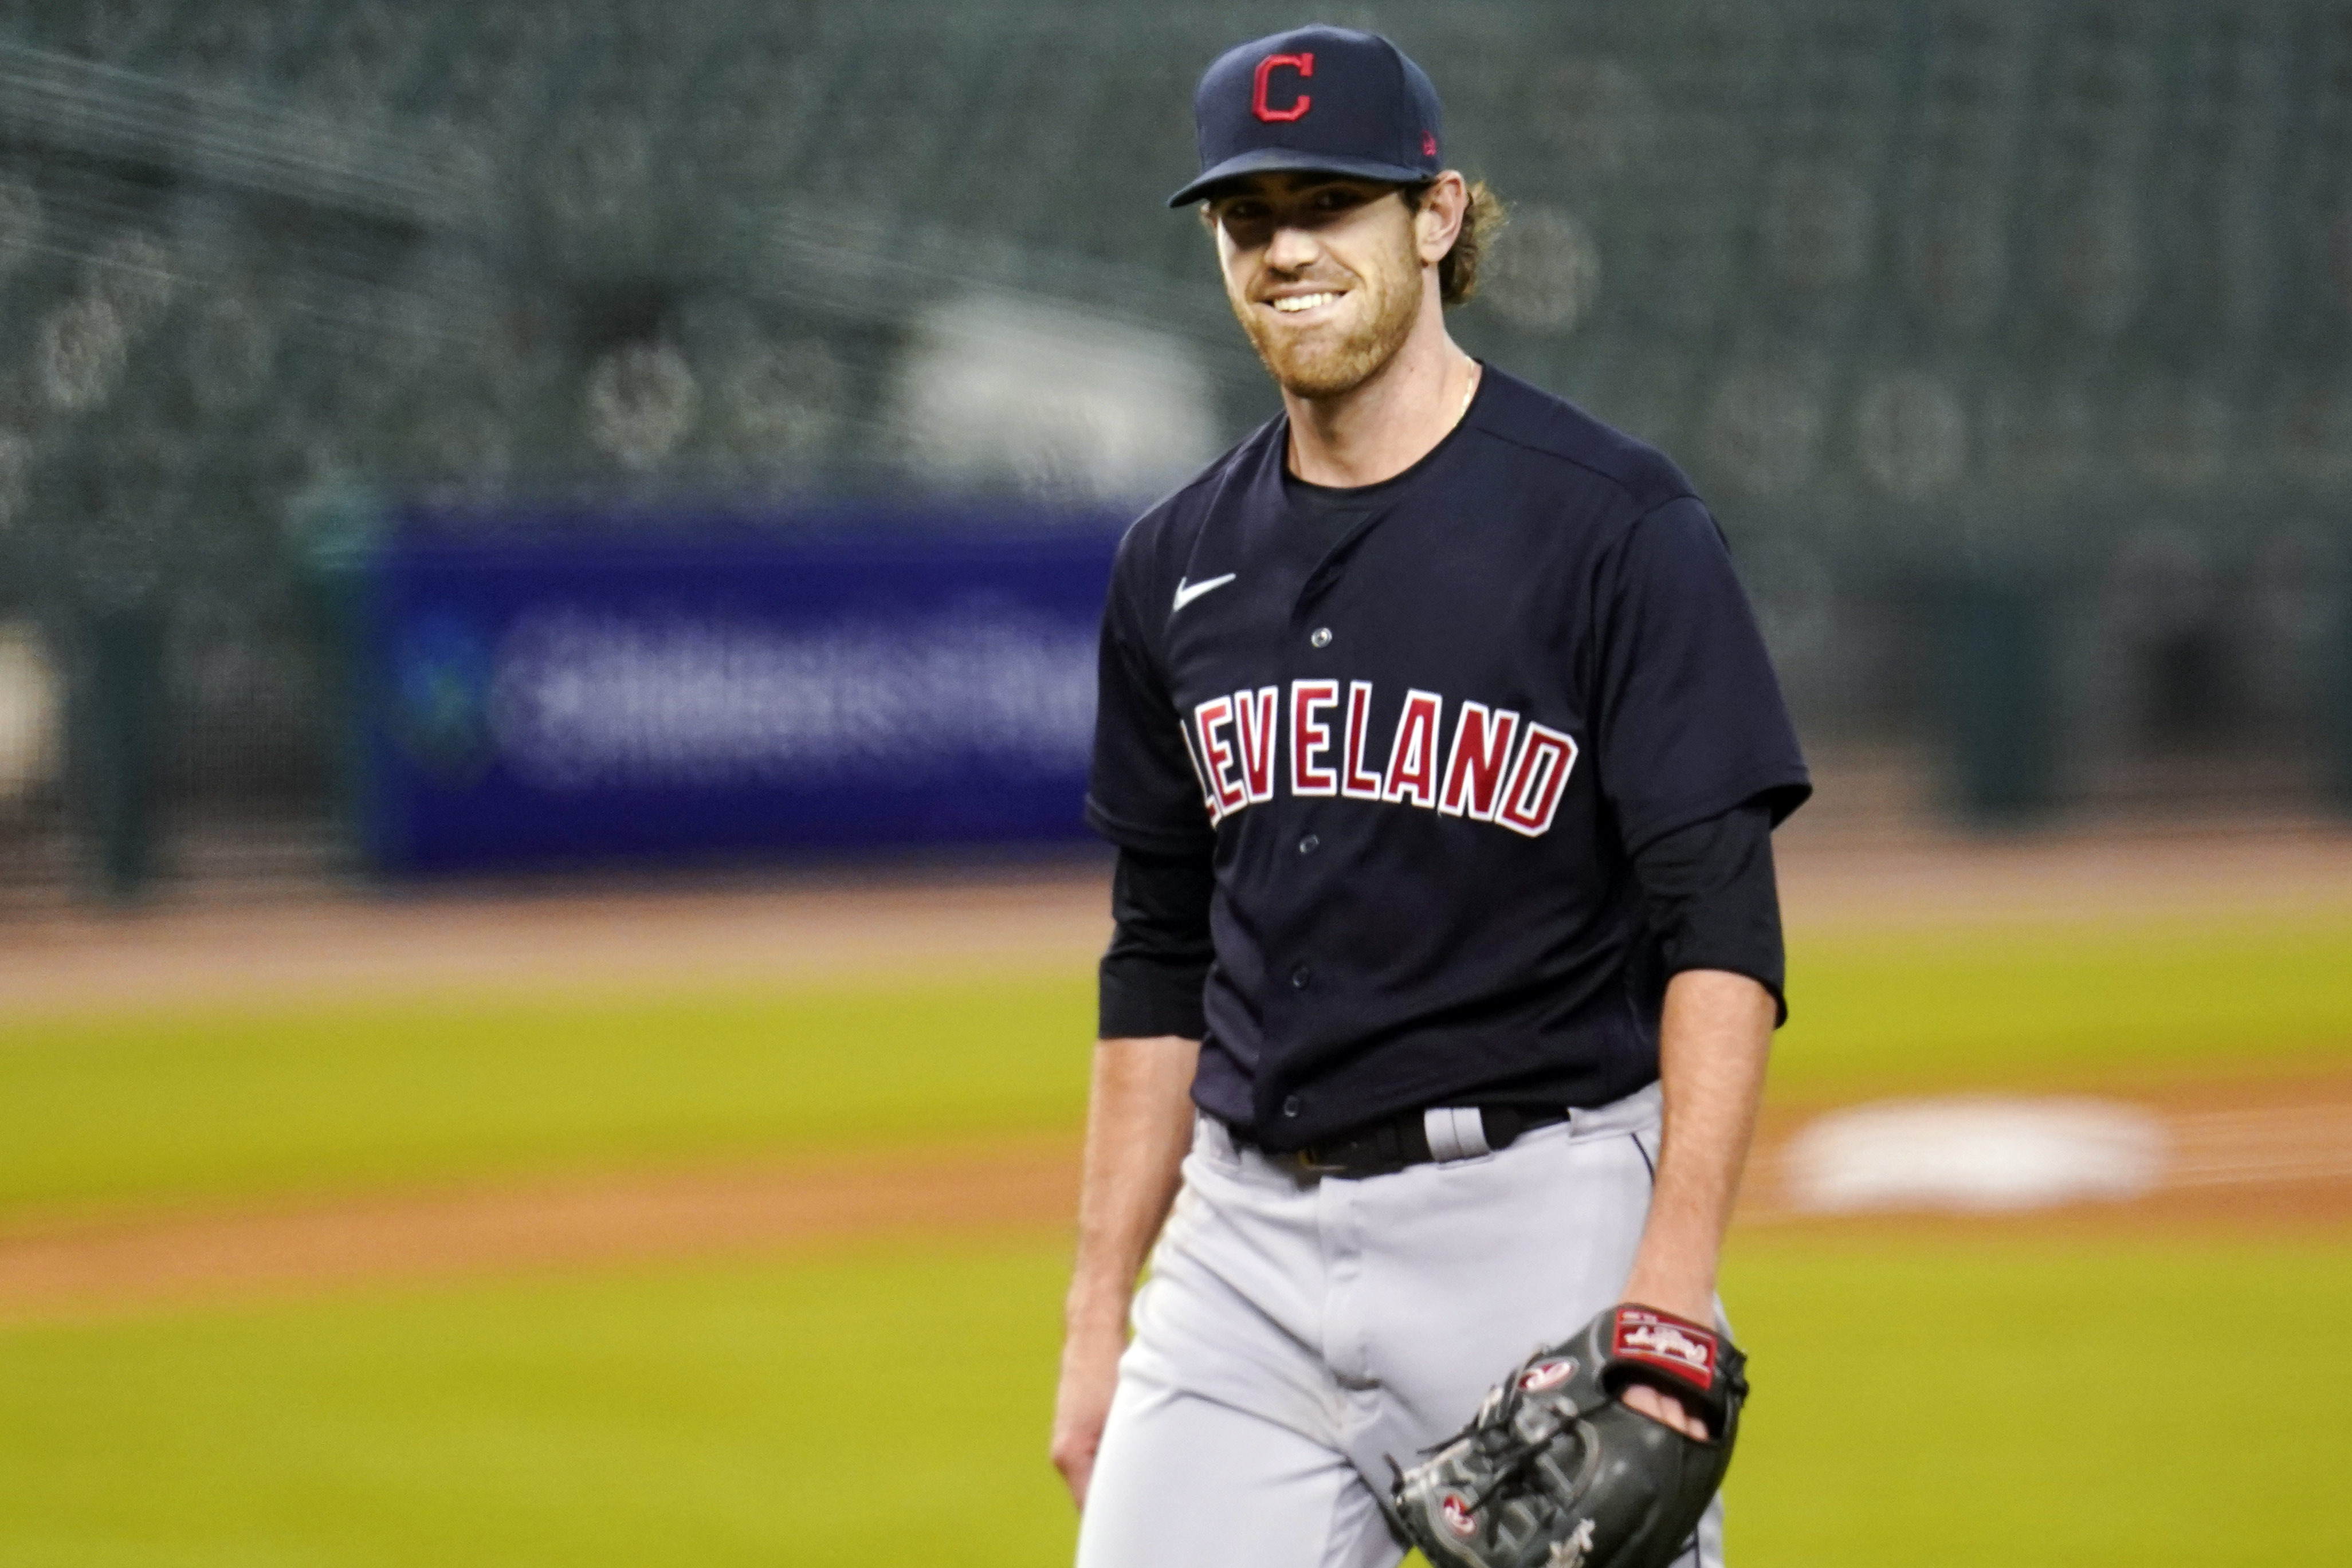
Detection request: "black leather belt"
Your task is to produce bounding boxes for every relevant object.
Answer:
[1234,1105,1570,1180]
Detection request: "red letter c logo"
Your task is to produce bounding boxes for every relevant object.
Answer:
[1252,52,1314,123]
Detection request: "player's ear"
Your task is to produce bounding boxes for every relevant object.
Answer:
[1413,173,1468,268]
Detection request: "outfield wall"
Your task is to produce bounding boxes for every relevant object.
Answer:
[356,512,1119,874]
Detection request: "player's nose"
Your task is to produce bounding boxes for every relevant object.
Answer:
[1264,219,1324,273]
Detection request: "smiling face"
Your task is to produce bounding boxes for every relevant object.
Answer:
[1207,173,1435,400]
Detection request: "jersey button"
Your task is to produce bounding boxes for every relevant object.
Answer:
[1282,1094,1302,1117]
[1298,834,1319,854]
[1309,627,1333,648]
[1290,964,1313,989]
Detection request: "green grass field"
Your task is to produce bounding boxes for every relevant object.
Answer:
[1,1235,2345,1567]
[0,974,1097,1221]
[3,914,2346,1221]
[0,911,2346,1565]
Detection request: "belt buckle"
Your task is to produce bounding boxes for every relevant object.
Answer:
[1289,1143,1350,1177]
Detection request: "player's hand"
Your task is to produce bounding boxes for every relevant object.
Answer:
[1050,1322,1125,1508]
[1619,1380,1710,1441]
[1613,1286,1717,1441]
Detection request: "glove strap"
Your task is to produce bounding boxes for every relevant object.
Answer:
[1601,1305,1745,1429]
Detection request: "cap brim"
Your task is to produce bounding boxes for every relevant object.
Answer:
[1167,147,1431,207]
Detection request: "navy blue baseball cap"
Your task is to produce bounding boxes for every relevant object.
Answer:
[1168,25,1445,207]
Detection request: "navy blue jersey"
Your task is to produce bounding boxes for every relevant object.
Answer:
[1086,367,1809,1149]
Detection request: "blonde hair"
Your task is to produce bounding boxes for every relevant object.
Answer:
[1407,177,1505,305]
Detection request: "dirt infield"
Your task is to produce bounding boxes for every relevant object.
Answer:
[5,822,2351,1020]
[1,1071,2341,1325]
[0,862,1120,1019]
[0,1136,1084,1323]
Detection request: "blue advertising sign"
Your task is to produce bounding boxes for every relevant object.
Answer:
[361,511,1122,873]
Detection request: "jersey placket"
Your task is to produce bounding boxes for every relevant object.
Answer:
[1250,498,1398,1135]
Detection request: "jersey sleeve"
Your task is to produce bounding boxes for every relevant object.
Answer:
[1085,536,1218,856]
[1589,496,1811,855]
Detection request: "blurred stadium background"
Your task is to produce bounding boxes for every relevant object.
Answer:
[0,3,2347,1566]
[0,0,2346,891]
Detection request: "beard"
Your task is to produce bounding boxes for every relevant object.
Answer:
[1227,231,1424,400]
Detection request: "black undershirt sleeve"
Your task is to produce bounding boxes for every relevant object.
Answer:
[1629,800,1790,1025]
[1098,846,1216,1040]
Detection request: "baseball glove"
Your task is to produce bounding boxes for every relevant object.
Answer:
[1390,1304,1747,1568]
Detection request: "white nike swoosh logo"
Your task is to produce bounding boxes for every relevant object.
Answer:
[1172,573,1237,612]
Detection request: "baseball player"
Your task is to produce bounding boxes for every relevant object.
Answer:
[1052,25,1809,1568]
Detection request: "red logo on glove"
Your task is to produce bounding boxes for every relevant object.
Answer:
[1612,1308,1717,1389]
[1439,1491,1479,1537]
[1519,1357,1577,1392]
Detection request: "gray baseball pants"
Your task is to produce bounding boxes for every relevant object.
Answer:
[1074,1081,1727,1568]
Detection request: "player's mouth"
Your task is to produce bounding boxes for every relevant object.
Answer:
[1270,290,1343,314]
